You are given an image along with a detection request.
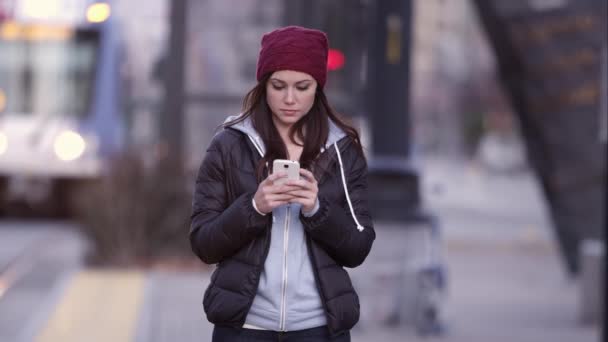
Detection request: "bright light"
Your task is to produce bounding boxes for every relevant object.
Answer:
[20,0,60,19]
[0,132,7,156]
[53,130,86,161]
[87,3,111,23]
[327,49,345,71]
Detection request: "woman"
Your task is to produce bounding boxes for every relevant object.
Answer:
[190,26,375,342]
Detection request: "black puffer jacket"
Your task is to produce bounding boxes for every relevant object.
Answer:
[190,127,375,336]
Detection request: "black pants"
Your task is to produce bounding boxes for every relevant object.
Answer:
[212,325,350,342]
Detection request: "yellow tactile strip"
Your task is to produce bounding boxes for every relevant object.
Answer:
[35,270,144,342]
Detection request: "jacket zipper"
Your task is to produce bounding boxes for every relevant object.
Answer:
[279,204,291,331]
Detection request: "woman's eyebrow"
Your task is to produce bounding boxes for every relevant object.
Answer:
[270,78,313,85]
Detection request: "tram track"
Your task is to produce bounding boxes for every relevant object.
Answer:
[0,232,55,300]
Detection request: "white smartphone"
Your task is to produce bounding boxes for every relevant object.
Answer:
[272,159,300,185]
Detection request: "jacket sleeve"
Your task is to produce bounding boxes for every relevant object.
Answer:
[300,144,375,268]
[189,136,270,264]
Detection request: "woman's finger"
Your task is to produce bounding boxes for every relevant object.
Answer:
[284,179,314,190]
[285,189,315,199]
[299,169,317,183]
[268,200,290,208]
[265,194,295,201]
[267,183,300,195]
[265,172,288,184]
[288,196,315,208]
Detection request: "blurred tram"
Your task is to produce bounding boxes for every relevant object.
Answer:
[0,0,125,214]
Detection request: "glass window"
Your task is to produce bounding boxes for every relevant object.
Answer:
[0,26,98,117]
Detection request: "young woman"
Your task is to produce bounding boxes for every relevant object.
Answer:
[190,26,375,342]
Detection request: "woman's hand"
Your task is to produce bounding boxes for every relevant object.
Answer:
[285,169,319,214]
[253,172,293,214]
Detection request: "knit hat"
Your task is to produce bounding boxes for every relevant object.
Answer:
[256,26,329,88]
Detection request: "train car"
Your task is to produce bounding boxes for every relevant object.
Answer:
[0,0,125,214]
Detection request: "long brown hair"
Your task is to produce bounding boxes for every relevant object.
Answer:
[224,73,363,181]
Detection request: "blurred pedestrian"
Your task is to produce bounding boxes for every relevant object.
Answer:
[190,26,375,341]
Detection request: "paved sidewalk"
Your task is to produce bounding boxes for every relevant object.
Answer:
[0,222,84,342]
[0,158,601,341]
[4,223,597,342]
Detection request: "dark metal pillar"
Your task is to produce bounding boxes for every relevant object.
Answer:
[160,0,187,167]
[366,0,420,222]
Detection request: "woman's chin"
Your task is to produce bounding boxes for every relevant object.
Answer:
[275,115,302,127]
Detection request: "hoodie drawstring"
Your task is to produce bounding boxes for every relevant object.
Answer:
[334,142,365,232]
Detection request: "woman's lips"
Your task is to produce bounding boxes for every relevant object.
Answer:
[282,109,298,115]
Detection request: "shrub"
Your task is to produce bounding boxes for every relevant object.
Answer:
[74,152,197,268]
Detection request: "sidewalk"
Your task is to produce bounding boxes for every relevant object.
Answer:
[0,158,600,341]
[10,224,596,342]
[0,222,85,342]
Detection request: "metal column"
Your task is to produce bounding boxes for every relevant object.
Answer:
[366,0,421,222]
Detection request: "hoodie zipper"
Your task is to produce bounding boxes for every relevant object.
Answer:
[279,204,291,331]
[246,131,292,330]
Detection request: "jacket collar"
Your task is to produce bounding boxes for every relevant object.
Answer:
[224,114,347,157]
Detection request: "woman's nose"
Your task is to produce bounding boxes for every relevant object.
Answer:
[284,88,296,104]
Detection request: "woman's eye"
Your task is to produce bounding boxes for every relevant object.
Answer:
[270,84,308,91]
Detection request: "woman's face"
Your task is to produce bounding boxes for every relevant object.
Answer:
[266,70,317,131]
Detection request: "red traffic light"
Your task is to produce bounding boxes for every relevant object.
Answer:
[327,49,345,71]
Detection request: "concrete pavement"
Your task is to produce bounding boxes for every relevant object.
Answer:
[0,158,601,341]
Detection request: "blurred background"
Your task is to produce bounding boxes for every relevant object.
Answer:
[0,0,605,341]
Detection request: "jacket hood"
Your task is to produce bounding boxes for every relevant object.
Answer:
[223,114,346,156]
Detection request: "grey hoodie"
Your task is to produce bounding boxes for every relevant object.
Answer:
[225,114,350,332]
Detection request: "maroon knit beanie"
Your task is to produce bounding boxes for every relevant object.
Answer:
[256,26,329,88]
